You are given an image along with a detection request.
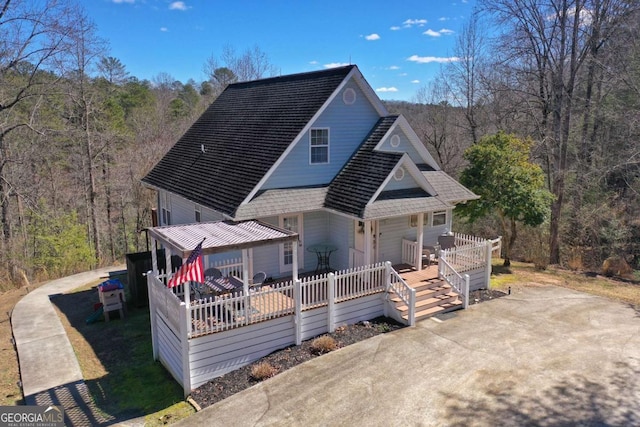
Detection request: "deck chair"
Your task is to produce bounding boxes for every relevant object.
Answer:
[250,271,267,289]
[204,267,222,280]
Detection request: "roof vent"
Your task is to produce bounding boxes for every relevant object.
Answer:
[343,88,356,105]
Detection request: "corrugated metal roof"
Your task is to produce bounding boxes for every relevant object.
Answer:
[148,220,298,258]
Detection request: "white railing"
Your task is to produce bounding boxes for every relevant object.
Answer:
[149,271,183,333]
[189,280,296,337]
[209,257,244,280]
[489,237,502,258]
[299,274,328,309]
[453,232,487,247]
[438,257,470,309]
[348,248,364,268]
[334,262,386,302]
[388,262,416,326]
[185,263,389,337]
[440,243,486,273]
[402,238,419,267]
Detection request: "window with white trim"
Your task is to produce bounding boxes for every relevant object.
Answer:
[161,192,171,225]
[432,211,447,227]
[310,128,329,164]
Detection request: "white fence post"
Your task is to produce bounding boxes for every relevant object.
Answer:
[383,261,391,318]
[409,287,416,327]
[463,274,470,309]
[147,272,159,360]
[485,241,493,289]
[294,279,302,345]
[327,273,335,333]
[179,301,191,397]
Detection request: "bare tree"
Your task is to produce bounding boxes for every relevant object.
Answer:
[0,0,83,275]
[479,0,638,264]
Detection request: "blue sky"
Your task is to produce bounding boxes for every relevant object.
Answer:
[84,0,476,101]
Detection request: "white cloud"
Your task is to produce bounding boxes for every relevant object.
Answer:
[411,80,420,84]
[376,87,399,93]
[365,33,380,41]
[389,65,400,70]
[309,60,319,65]
[390,26,401,31]
[407,55,460,63]
[399,73,408,76]
[438,17,448,21]
[160,27,169,32]
[423,28,454,37]
[403,19,427,27]
[112,0,135,3]
[324,62,350,69]
[169,1,188,10]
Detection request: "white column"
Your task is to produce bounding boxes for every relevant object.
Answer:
[292,243,299,282]
[241,248,250,294]
[363,220,373,266]
[416,213,424,271]
[151,238,158,275]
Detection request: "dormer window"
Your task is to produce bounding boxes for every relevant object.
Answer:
[310,128,329,164]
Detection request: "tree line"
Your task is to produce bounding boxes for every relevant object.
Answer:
[392,0,640,271]
[0,0,638,287]
[0,0,277,285]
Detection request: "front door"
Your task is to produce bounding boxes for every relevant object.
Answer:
[353,220,378,266]
[279,214,303,273]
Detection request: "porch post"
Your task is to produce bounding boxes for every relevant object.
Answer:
[416,213,424,271]
[485,241,492,289]
[363,220,372,266]
[151,237,158,276]
[165,249,172,285]
[292,241,299,282]
[241,249,250,294]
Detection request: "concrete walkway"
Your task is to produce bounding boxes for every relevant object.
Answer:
[12,266,129,426]
[175,285,640,427]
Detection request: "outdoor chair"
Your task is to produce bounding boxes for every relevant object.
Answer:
[204,267,223,280]
[250,271,267,289]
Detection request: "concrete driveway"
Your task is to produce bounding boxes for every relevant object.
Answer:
[176,284,640,427]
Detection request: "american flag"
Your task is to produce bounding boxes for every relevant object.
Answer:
[167,239,205,288]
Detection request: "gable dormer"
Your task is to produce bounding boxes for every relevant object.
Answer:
[258,71,384,190]
[374,116,440,171]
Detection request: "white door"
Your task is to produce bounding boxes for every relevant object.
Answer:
[279,214,303,273]
[355,220,378,266]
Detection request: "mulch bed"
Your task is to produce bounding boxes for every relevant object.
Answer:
[191,288,507,409]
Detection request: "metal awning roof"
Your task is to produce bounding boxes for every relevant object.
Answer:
[148,220,298,258]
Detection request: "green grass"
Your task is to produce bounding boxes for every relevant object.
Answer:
[54,281,194,425]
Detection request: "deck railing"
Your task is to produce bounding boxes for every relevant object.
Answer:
[149,263,391,338]
[401,239,420,267]
[208,257,244,279]
[440,243,487,273]
[438,257,470,309]
[387,262,416,326]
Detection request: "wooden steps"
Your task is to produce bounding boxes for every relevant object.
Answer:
[391,277,463,322]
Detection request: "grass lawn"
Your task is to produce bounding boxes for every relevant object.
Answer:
[490,259,640,307]
[51,280,194,426]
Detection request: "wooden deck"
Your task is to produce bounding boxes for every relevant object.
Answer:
[394,262,440,287]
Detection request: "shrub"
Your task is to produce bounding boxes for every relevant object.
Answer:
[310,335,338,355]
[250,362,278,381]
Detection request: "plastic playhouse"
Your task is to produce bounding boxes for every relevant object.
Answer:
[86,279,126,324]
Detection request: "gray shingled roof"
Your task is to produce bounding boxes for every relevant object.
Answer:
[422,171,479,203]
[235,187,328,221]
[324,116,403,217]
[142,66,356,217]
[363,197,450,220]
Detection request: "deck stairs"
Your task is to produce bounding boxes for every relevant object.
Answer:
[391,276,463,322]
